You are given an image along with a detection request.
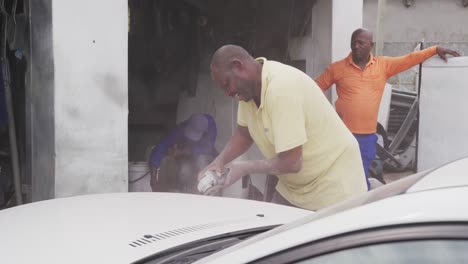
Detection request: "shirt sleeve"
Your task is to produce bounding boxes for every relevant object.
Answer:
[205,115,217,147]
[192,115,217,154]
[384,46,438,78]
[269,93,308,153]
[149,127,179,167]
[315,65,335,92]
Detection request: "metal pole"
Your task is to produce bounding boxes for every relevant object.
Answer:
[375,0,386,56]
[1,0,22,205]
[414,41,424,172]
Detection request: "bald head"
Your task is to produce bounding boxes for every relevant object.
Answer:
[210,45,254,72]
[210,45,262,103]
[351,28,373,42]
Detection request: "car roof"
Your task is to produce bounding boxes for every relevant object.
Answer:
[197,157,468,264]
[0,192,310,264]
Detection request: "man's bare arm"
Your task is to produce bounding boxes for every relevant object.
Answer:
[215,125,253,165]
[223,145,303,186]
[198,125,253,179]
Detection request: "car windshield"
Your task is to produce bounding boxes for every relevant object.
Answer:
[200,169,434,258]
[134,226,275,264]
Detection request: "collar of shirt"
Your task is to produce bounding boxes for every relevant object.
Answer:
[255,57,268,112]
[346,52,376,70]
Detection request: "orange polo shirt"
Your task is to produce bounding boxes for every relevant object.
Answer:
[315,46,437,134]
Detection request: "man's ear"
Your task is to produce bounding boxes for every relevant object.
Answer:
[230,59,243,74]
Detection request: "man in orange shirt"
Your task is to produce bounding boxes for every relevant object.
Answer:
[315,28,460,189]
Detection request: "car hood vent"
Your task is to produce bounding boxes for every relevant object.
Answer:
[129,218,247,248]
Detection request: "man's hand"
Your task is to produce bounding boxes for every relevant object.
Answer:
[197,125,253,183]
[222,161,249,188]
[197,159,225,181]
[436,46,461,62]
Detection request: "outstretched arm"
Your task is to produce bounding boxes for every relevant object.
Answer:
[385,46,460,77]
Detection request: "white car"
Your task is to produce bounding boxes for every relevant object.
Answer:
[196,157,468,264]
[4,157,468,264]
[0,192,310,264]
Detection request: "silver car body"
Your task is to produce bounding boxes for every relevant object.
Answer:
[0,193,310,263]
[197,157,468,264]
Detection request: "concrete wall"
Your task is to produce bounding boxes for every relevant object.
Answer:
[30,0,55,201]
[332,0,363,61]
[310,0,332,80]
[330,0,363,103]
[290,0,363,102]
[50,0,128,198]
[364,0,468,91]
[290,0,332,101]
[289,0,331,78]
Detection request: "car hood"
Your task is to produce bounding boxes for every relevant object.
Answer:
[0,193,310,264]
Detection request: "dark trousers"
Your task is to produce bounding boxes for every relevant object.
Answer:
[353,133,378,191]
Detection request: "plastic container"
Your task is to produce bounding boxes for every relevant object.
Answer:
[128,162,152,192]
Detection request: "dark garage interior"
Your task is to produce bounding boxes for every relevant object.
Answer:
[128,0,314,162]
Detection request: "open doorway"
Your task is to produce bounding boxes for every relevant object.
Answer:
[1,0,28,208]
[127,0,314,194]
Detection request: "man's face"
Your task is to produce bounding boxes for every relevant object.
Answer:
[350,32,373,61]
[211,66,255,102]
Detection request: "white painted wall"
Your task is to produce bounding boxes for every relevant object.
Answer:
[52,0,128,197]
[332,0,363,61]
[330,0,363,104]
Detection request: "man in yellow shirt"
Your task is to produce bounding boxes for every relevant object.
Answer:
[200,45,367,211]
[315,28,460,189]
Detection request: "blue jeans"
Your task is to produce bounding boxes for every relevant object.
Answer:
[353,133,377,191]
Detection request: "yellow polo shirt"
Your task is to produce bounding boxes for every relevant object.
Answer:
[238,58,367,210]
